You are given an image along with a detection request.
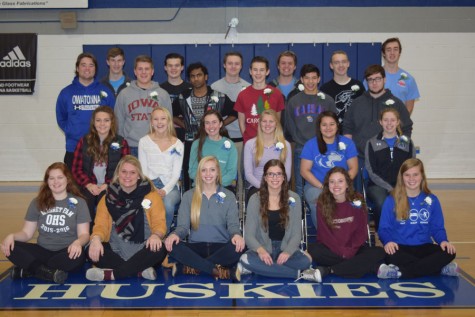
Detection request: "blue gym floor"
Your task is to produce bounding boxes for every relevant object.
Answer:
[1,263,474,310]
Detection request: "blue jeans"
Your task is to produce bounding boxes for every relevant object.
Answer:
[129,146,138,158]
[304,183,322,229]
[240,241,311,279]
[152,178,181,231]
[293,145,304,197]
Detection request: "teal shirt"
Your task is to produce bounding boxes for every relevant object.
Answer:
[189,137,238,187]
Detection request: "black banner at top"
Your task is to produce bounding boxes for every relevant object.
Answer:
[0,33,37,95]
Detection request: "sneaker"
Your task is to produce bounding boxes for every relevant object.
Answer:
[377,264,401,279]
[214,265,231,280]
[237,262,252,276]
[35,265,68,284]
[11,266,33,280]
[296,267,324,283]
[86,268,105,281]
[231,266,241,282]
[140,267,157,280]
[441,262,459,277]
[172,263,199,277]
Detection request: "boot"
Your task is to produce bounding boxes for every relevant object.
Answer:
[34,265,68,284]
[11,266,33,280]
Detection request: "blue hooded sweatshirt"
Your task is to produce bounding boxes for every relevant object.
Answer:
[56,77,115,152]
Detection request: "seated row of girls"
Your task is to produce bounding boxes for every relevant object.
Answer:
[300,111,358,229]
[243,109,291,206]
[88,154,243,281]
[299,159,458,282]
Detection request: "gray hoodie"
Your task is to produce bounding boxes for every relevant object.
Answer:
[114,80,172,147]
[342,89,413,158]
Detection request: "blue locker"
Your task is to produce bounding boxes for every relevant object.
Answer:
[185,44,221,84]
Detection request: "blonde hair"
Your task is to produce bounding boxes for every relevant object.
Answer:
[392,158,431,220]
[148,106,177,138]
[111,155,153,188]
[190,156,222,230]
[255,109,288,166]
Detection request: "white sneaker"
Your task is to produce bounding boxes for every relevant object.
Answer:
[86,268,105,281]
[237,262,252,276]
[141,267,157,280]
[441,262,459,277]
[377,264,401,279]
[296,268,322,283]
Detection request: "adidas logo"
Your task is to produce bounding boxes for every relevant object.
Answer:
[0,46,31,68]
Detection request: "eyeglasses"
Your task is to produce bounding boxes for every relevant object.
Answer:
[266,172,283,179]
[367,77,383,84]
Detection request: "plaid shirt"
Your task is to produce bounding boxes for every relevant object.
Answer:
[72,136,130,187]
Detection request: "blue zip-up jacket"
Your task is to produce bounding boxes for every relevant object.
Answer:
[56,77,115,152]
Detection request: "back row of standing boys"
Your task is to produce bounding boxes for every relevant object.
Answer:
[1,38,458,284]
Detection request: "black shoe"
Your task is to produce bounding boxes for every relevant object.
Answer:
[11,266,33,280]
[35,265,68,284]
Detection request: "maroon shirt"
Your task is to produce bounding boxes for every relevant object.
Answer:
[316,199,368,259]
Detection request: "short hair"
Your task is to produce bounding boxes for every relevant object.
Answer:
[250,56,269,70]
[277,50,297,66]
[364,64,386,79]
[134,55,154,69]
[75,52,98,77]
[187,62,208,78]
[330,50,349,62]
[300,64,320,78]
[382,37,402,54]
[223,51,243,64]
[164,53,185,66]
[106,47,125,60]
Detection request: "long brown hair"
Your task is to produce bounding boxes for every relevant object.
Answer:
[317,167,364,228]
[37,162,83,211]
[85,106,117,163]
[392,158,431,220]
[254,109,288,165]
[258,159,290,232]
[195,110,229,162]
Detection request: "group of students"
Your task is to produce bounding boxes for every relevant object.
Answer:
[0,39,458,284]
[0,103,459,284]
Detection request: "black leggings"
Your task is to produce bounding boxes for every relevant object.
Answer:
[7,241,86,272]
[307,243,385,278]
[87,242,167,279]
[386,243,456,278]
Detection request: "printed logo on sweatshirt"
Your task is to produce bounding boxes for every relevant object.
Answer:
[409,208,430,224]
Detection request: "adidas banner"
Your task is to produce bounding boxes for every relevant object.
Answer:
[0,33,37,95]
